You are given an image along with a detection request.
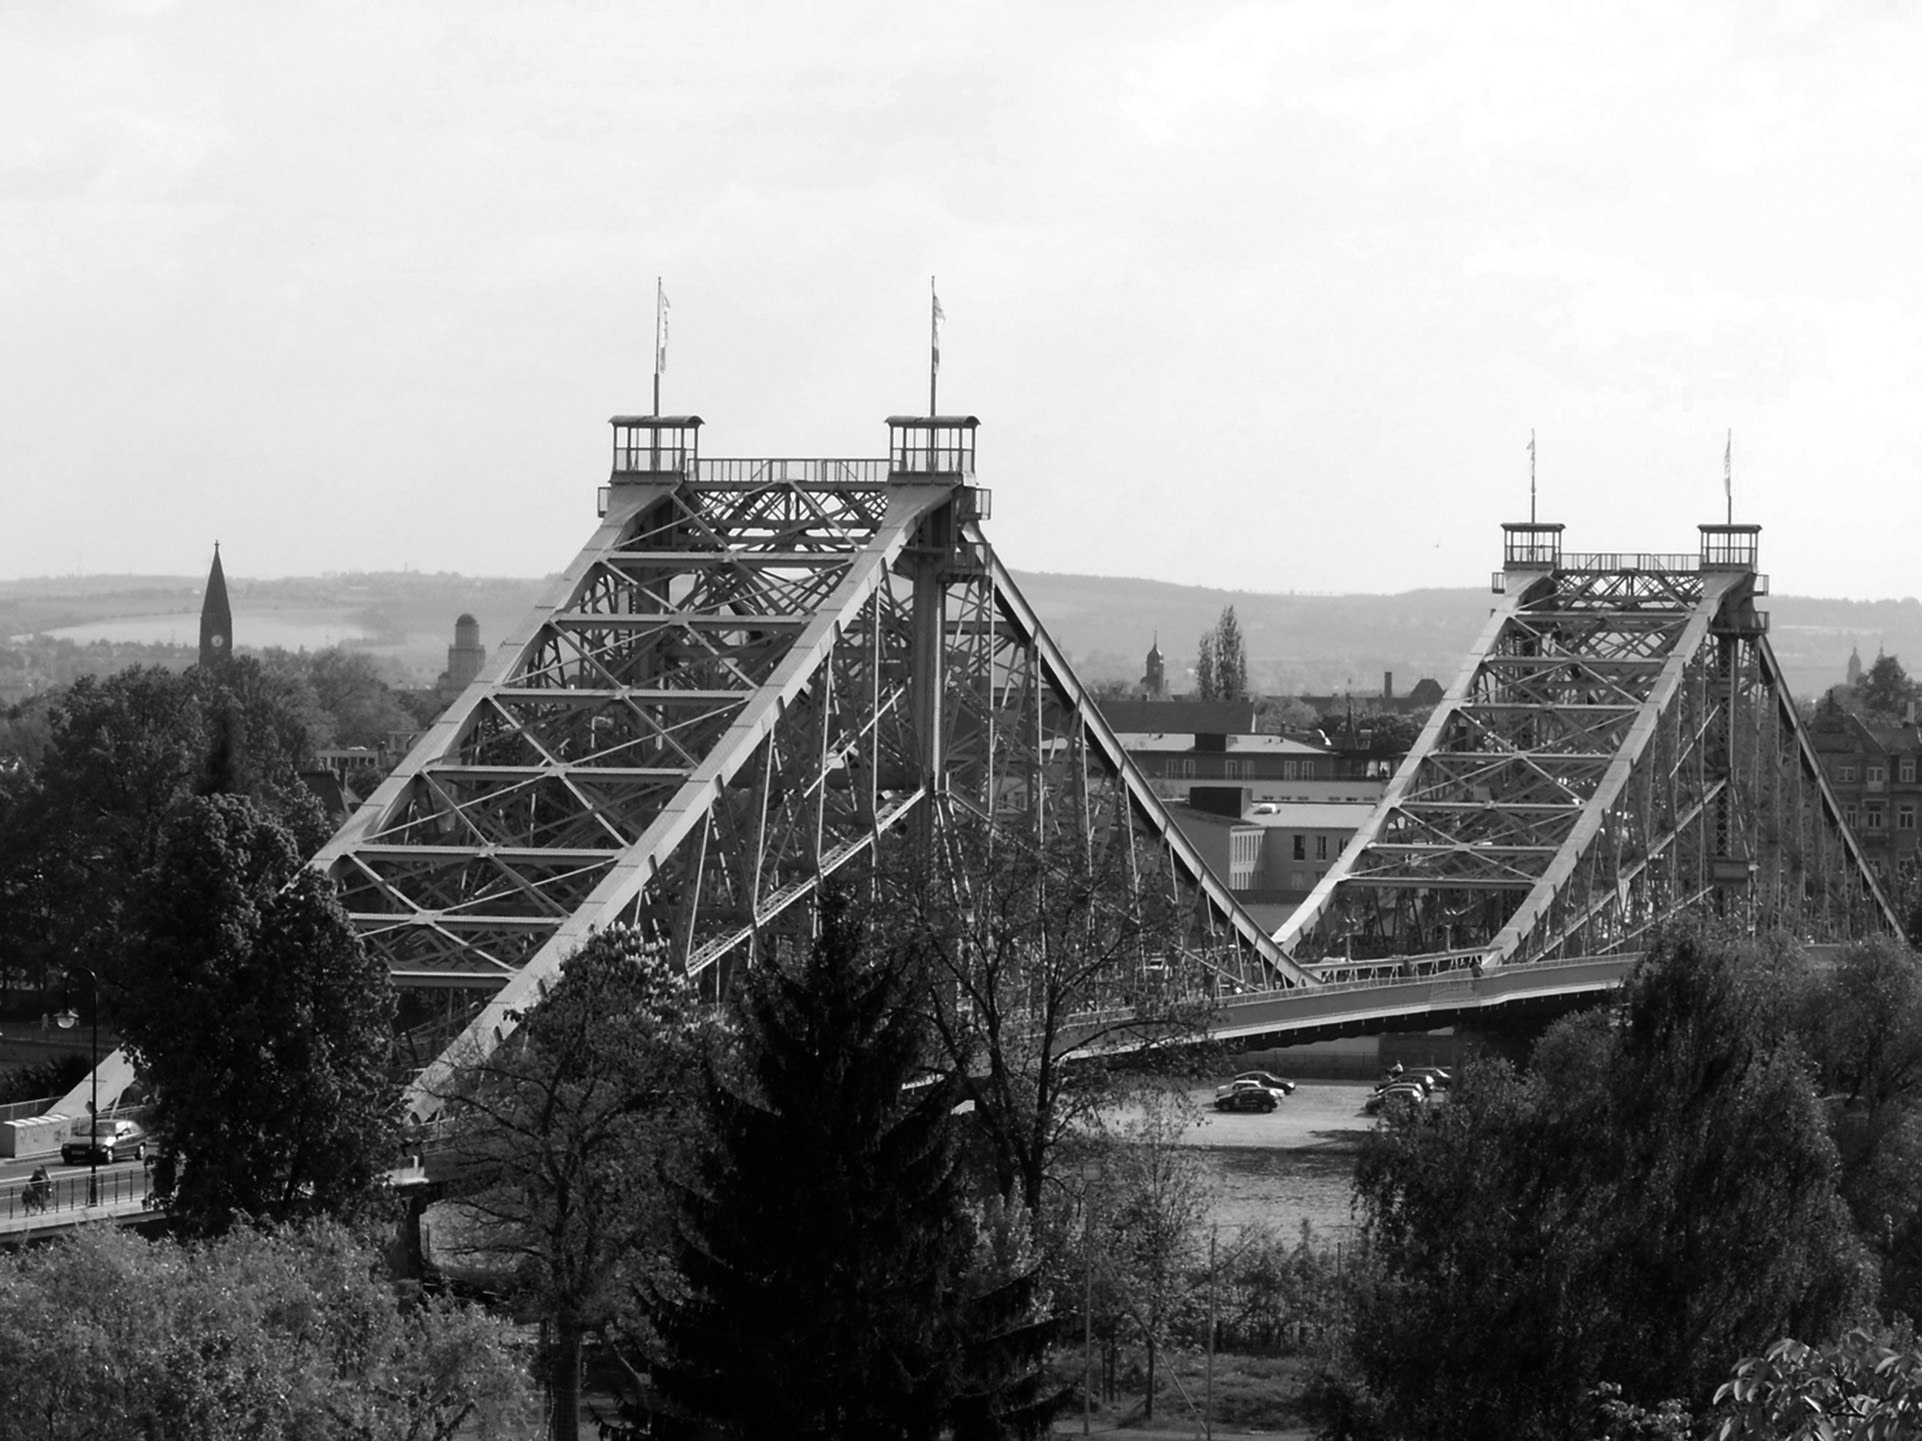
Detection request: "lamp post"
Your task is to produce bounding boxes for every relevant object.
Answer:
[1081,1160,1102,1437]
[55,968,99,1206]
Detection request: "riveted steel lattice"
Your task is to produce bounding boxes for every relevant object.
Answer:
[314,425,1308,1112]
[1276,524,1899,975]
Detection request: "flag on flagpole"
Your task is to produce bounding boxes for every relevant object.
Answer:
[1724,429,1732,500]
[931,281,944,375]
[656,282,670,377]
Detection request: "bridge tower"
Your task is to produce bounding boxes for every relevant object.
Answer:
[315,412,1308,1113]
[1276,519,1900,974]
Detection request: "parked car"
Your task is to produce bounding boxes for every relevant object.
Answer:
[1374,1071,1432,1095]
[61,1117,147,1165]
[1214,1080,1279,1114]
[1402,1066,1453,1091]
[1234,1069,1297,1096]
[1365,1083,1428,1115]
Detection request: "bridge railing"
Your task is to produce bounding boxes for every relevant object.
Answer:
[1,1166,152,1224]
[1218,950,1645,1010]
[1557,552,1700,573]
[694,458,891,487]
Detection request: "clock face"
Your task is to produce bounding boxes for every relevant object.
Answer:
[211,634,226,649]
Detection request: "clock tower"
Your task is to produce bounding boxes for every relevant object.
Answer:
[198,544,232,668]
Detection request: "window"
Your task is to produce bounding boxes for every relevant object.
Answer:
[1868,807,1886,830]
[1293,835,1306,861]
[1846,803,1859,826]
[1316,835,1329,861]
[1901,804,1915,832]
[1839,764,1858,783]
[1870,765,1886,785]
[1904,759,1917,784]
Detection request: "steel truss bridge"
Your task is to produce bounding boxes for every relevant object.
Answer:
[303,418,1895,1115]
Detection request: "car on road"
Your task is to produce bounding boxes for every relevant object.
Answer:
[1213,1080,1279,1114]
[61,1117,147,1165]
[1233,1069,1297,1096]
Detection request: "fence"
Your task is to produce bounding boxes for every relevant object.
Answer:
[1,1166,153,1225]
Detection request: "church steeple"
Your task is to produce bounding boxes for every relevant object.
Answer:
[199,544,232,668]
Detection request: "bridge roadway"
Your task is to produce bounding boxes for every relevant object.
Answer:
[0,1153,156,1240]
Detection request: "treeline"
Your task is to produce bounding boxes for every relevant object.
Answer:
[1321,929,1922,1439]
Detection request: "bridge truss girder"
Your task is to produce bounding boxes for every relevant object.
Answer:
[1277,553,1899,972]
[314,455,1307,1113]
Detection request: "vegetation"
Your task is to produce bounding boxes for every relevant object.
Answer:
[117,794,398,1232]
[440,926,704,1441]
[0,1222,534,1441]
[1194,605,1249,702]
[1345,930,1869,1440]
[647,889,971,1440]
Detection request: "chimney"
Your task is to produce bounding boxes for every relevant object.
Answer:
[1383,670,1394,701]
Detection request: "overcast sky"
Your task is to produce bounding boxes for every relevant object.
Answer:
[3,0,1917,600]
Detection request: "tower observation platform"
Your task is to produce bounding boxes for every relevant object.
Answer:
[305,418,1897,1112]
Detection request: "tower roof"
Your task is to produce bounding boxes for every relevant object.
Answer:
[199,544,233,667]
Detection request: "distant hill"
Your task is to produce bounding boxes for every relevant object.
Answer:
[2,569,1909,707]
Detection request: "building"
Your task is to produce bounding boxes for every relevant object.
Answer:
[1140,636,1165,699]
[1807,699,1922,872]
[1297,670,1444,716]
[1100,697,1400,930]
[1162,799,1368,931]
[1099,699,1386,805]
[435,613,488,700]
[198,545,232,668]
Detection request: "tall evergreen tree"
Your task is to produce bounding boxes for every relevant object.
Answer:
[1194,607,1247,701]
[649,890,966,1440]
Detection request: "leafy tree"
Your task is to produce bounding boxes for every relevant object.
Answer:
[1798,936,1922,1317]
[1349,931,1870,1440]
[439,926,704,1441]
[0,661,325,999]
[1710,1324,1922,1439]
[1194,606,1248,701]
[886,819,1207,1217]
[649,888,968,1440]
[117,794,398,1233]
[1092,1088,1215,1421]
[0,1222,533,1440]
[1857,653,1915,721]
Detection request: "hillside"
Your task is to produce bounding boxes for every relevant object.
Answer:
[1,569,1906,708]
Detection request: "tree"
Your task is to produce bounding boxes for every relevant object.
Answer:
[1712,1325,1922,1439]
[1194,607,1248,702]
[117,794,398,1233]
[440,926,704,1441]
[1093,1088,1215,1421]
[1349,931,1871,1439]
[886,819,1209,1218]
[1857,653,1915,721]
[0,1222,534,1441]
[649,888,968,1440]
[0,660,325,1000]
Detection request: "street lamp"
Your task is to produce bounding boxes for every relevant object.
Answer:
[1081,1160,1103,1437]
[55,967,99,1206]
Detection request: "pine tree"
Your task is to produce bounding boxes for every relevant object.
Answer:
[649,890,967,1440]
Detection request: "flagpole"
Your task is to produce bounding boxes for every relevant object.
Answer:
[1724,428,1733,525]
[653,277,662,417]
[929,276,938,417]
[1529,429,1536,523]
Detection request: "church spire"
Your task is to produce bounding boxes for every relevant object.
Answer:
[199,543,232,667]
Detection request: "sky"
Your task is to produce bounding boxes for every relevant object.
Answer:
[3,0,1919,600]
